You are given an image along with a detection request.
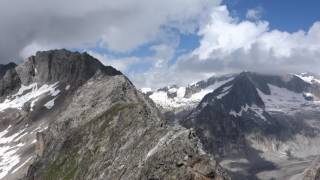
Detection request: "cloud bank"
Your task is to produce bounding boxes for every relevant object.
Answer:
[133,5,320,88]
[0,1,319,88]
[0,0,217,63]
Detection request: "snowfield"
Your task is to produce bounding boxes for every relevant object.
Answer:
[147,77,234,111]
[0,82,60,112]
[258,84,319,113]
[0,123,48,179]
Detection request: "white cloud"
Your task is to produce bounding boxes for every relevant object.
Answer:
[2,0,319,89]
[246,7,263,20]
[129,44,178,88]
[87,51,144,72]
[194,6,269,60]
[0,0,220,63]
[177,5,320,75]
[134,5,320,88]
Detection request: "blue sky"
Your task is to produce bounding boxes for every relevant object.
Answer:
[224,0,320,32]
[1,0,320,88]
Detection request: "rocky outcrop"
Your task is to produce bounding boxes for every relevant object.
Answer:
[16,49,121,87]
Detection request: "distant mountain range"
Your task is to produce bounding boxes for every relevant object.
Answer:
[144,71,320,180]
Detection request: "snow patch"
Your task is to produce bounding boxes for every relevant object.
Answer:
[0,82,60,112]
[148,77,234,111]
[191,78,234,101]
[11,156,33,174]
[216,85,232,99]
[295,74,320,84]
[0,126,25,179]
[141,88,152,94]
[65,85,71,91]
[44,98,56,109]
[229,104,267,121]
[229,104,250,117]
[0,123,48,179]
[176,87,186,98]
[257,84,317,113]
[168,88,177,93]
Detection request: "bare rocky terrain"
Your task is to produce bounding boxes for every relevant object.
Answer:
[0,49,230,180]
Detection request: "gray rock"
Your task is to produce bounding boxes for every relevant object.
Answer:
[16,49,121,87]
[0,62,20,98]
[303,157,320,180]
[25,70,229,180]
[0,49,232,180]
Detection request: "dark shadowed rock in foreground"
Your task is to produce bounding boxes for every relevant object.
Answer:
[0,49,231,180]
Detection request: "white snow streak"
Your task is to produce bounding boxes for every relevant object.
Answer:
[11,156,33,174]
[44,98,56,109]
[0,126,24,179]
[229,104,267,121]
[0,123,48,179]
[0,82,60,112]
[65,84,71,91]
[145,129,188,161]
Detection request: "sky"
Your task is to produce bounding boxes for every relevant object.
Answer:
[0,0,320,88]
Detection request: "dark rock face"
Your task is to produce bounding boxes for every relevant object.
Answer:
[180,72,320,179]
[0,49,229,180]
[208,73,265,112]
[16,49,121,87]
[183,72,316,156]
[183,100,246,157]
[0,62,20,98]
[182,73,268,156]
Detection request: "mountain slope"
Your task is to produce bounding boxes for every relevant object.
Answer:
[144,74,235,113]
[0,49,229,180]
[180,72,320,179]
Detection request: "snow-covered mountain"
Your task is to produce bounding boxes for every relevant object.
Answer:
[142,74,235,112]
[145,71,320,180]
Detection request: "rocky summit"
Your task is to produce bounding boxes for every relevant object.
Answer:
[0,49,229,180]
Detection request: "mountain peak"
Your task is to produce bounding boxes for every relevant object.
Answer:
[16,49,121,86]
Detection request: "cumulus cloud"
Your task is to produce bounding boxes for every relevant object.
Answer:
[0,0,219,63]
[1,1,319,88]
[134,5,320,88]
[128,44,178,88]
[176,6,320,77]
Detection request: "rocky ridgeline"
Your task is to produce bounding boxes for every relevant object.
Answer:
[0,49,229,180]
